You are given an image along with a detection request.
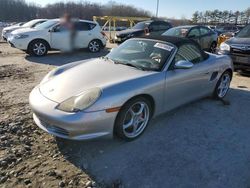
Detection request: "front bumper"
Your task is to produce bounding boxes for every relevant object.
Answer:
[2,32,10,41]
[217,50,250,71]
[7,35,29,50]
[29,86,117,140]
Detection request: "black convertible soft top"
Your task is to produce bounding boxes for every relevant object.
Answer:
[138,35,209,59]
[138,35,197,47]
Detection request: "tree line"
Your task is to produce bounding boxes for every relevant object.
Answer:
[192,9,250,25]
[0,0,151,22]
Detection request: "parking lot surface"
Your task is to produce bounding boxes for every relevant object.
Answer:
[1,42,250,188]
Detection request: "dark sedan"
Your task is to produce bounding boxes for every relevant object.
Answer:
[115,20,172,43]
[218,24,250,72]
[162,25,218,53]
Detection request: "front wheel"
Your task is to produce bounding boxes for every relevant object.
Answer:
[88,40,102,53]
[114,97,152,141]
[213,71,232,99]
[28,40,48,56]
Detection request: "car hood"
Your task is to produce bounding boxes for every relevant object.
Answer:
[3,25,21,31]
[226,37,250,45]
[39,58,155,103]
[116,28,143,36]
[11,27,43,35]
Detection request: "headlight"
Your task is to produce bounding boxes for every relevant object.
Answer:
[4,29,13,34]
[220,42,230,51]
[14,34,29,39]
[56,88,102,112]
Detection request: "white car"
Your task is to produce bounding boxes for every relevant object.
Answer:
[8,19,107,56]
[2,19,47,41]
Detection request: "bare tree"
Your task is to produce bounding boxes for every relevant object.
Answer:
[192,8,250,25]
[0,0,151,22]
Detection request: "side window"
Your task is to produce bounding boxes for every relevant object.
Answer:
[88,23,96,30]
[149,22,160,31]
[188,28,200,37]
[173,44,204,64]
[75,22,93,31]
[200,27,210,35]
[158,22,171,30]
[53,24,67,32]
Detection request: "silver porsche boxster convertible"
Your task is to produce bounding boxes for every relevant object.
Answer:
[29,36,233,141]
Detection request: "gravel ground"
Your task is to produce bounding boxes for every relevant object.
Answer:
[0,42,250,188]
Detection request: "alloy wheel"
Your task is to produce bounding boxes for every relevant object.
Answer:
[217,73,231,98]
[122,102,150,138]
[89,41,100,52]
[33,42,46,56]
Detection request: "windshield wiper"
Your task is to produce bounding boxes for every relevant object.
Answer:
[114,61,147,71]
[102,57,151,71]
[101,56,115,64]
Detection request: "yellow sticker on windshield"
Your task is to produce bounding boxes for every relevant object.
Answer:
[154,43,173,51]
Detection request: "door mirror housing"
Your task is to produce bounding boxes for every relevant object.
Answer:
[174,60,194,69]
[48,28,55,32]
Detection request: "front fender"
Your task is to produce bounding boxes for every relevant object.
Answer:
[85,72,166,116]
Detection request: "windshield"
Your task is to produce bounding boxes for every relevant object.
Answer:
[216,26,225,32]
[162,27,189,37]
[106,39,174,71]
[13,22,25,26]
[22,20,41,27]
[236,25,250,38]
[34,20,58,30]
[132,22,148,30]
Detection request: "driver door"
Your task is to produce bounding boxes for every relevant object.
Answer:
[50,24,71,51]
[164,43,211,111]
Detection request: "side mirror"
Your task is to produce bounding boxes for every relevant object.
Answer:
[49,27,58,32]
[48,28,54,32]
[174,60,194,69]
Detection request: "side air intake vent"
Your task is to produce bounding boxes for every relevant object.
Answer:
[210,72,218,81]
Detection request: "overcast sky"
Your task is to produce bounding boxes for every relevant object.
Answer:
[26,0,249,19]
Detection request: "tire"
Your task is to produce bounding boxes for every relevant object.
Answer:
[28,40,48,56]
[114,97,152,141]
[213,71,232,99]
[88,39,101,53]
[210,42,217,53]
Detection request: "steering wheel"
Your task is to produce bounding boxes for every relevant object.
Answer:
[150,53,162,63]
[131,59,156,68]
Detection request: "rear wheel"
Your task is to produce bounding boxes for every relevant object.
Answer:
[114,97,152,141]
[88,40,101,53]
[28,40,48,56]
[213,71,232,99]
